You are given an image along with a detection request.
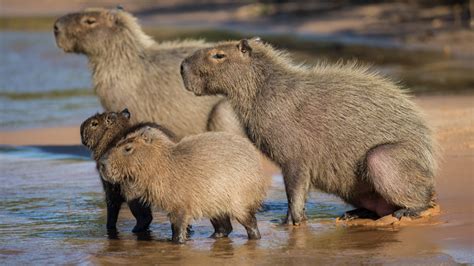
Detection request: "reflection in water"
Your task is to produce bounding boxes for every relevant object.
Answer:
[0,146,466,264]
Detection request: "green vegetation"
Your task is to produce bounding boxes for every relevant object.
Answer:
[0,88,93,100]
[0,16,56,31]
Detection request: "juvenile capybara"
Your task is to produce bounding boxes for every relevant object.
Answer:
[54,7,242,139]
[80,109,173,233]
[99,125,269,243]
[180,38,438,225]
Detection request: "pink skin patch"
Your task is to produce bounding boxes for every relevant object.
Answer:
[358,194,398,217]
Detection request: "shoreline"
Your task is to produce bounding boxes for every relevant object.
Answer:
[1,93,472,147]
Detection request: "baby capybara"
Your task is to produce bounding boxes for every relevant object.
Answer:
[99,125,270,243]
[180,38,438,225]
[80,109,160,233]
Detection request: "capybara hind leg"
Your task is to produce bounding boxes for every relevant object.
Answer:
[393,207,426,219]
[365,144,434,216]
[340,208,379,220]
[103,181,125,232]
[210,215,233,238]
[237,213,261,240]
[127,198,153,233]
[283,167,310,225]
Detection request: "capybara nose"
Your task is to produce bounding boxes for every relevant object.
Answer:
[98,158,106,171]
[53,22,60,35]
[180,61,188,77]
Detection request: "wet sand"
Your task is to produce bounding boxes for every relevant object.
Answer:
[0,94,473,264]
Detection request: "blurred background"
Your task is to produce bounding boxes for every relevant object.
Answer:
[0,0,473,130]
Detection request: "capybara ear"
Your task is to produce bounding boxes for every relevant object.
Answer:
[106,9,120,24]
[105,112,117,126]
[140,126,154,144]
[237,39,252,55]
[250,36,262,43]
[120,108,131,119]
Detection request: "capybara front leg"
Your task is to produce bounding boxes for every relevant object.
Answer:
[210,215,233,238]
[127,198,153,233]
[283,168,310,225]
[103,180,125,232]
[170,213,190,244]
[237,213,261,240]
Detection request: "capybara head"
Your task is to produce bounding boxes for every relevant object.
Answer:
[54,7,153,54]
[80,108,131,151]
[180,38,263,97]
[99,126,169,184]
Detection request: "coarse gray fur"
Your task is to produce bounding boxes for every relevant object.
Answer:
[100,126,269,243]
[180,38,438,224]
[54,7,241,140]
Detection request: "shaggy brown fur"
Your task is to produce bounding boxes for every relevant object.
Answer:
[100,126,269,243]
[181,39,438,224]
[54,7,241,139]
[80,109,154,233]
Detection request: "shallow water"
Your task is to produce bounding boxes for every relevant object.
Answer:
[0,31,99,130]
[0,146,472,264]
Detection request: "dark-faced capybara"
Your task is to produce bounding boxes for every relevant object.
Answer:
[54,7,242,139]
[180,38,438,225]
[99,125,270,243]
[80,109,174,233]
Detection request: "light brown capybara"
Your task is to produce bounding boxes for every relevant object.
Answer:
[99,124,269,243]
[54,7,242,139]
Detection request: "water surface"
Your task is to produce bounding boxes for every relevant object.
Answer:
[0,146,470,264]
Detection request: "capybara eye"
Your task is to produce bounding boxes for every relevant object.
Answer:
[84,17,96,25]
[124,144,133,154]
[212,53,226,59]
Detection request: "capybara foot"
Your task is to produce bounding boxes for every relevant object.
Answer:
[393,208,423,219]
[171,235,187,244]
[210,216,233,238]
[290,212,308,226]
[210,232,229,239]
[237,214,261,240]
[106,228,119,239]
[132,216,153,233]
[341,208,379,220]
[186,225,194,237]
[247,228,261,240]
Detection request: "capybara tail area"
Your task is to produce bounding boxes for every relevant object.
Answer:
[362,143,435,211]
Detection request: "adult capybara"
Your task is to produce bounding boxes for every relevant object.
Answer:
[180,38,438,225]
[99,125,269,243]
[54,7,241,139]
[80,109,161,233]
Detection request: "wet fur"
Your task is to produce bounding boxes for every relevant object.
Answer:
[181,39,438,223]
[55,8,241,139]
[100,126,269,243]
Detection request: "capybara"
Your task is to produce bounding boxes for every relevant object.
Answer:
[180,38,438,225]
[80,109,156,233]
[54,7,242,139]
[99,125,269,243]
